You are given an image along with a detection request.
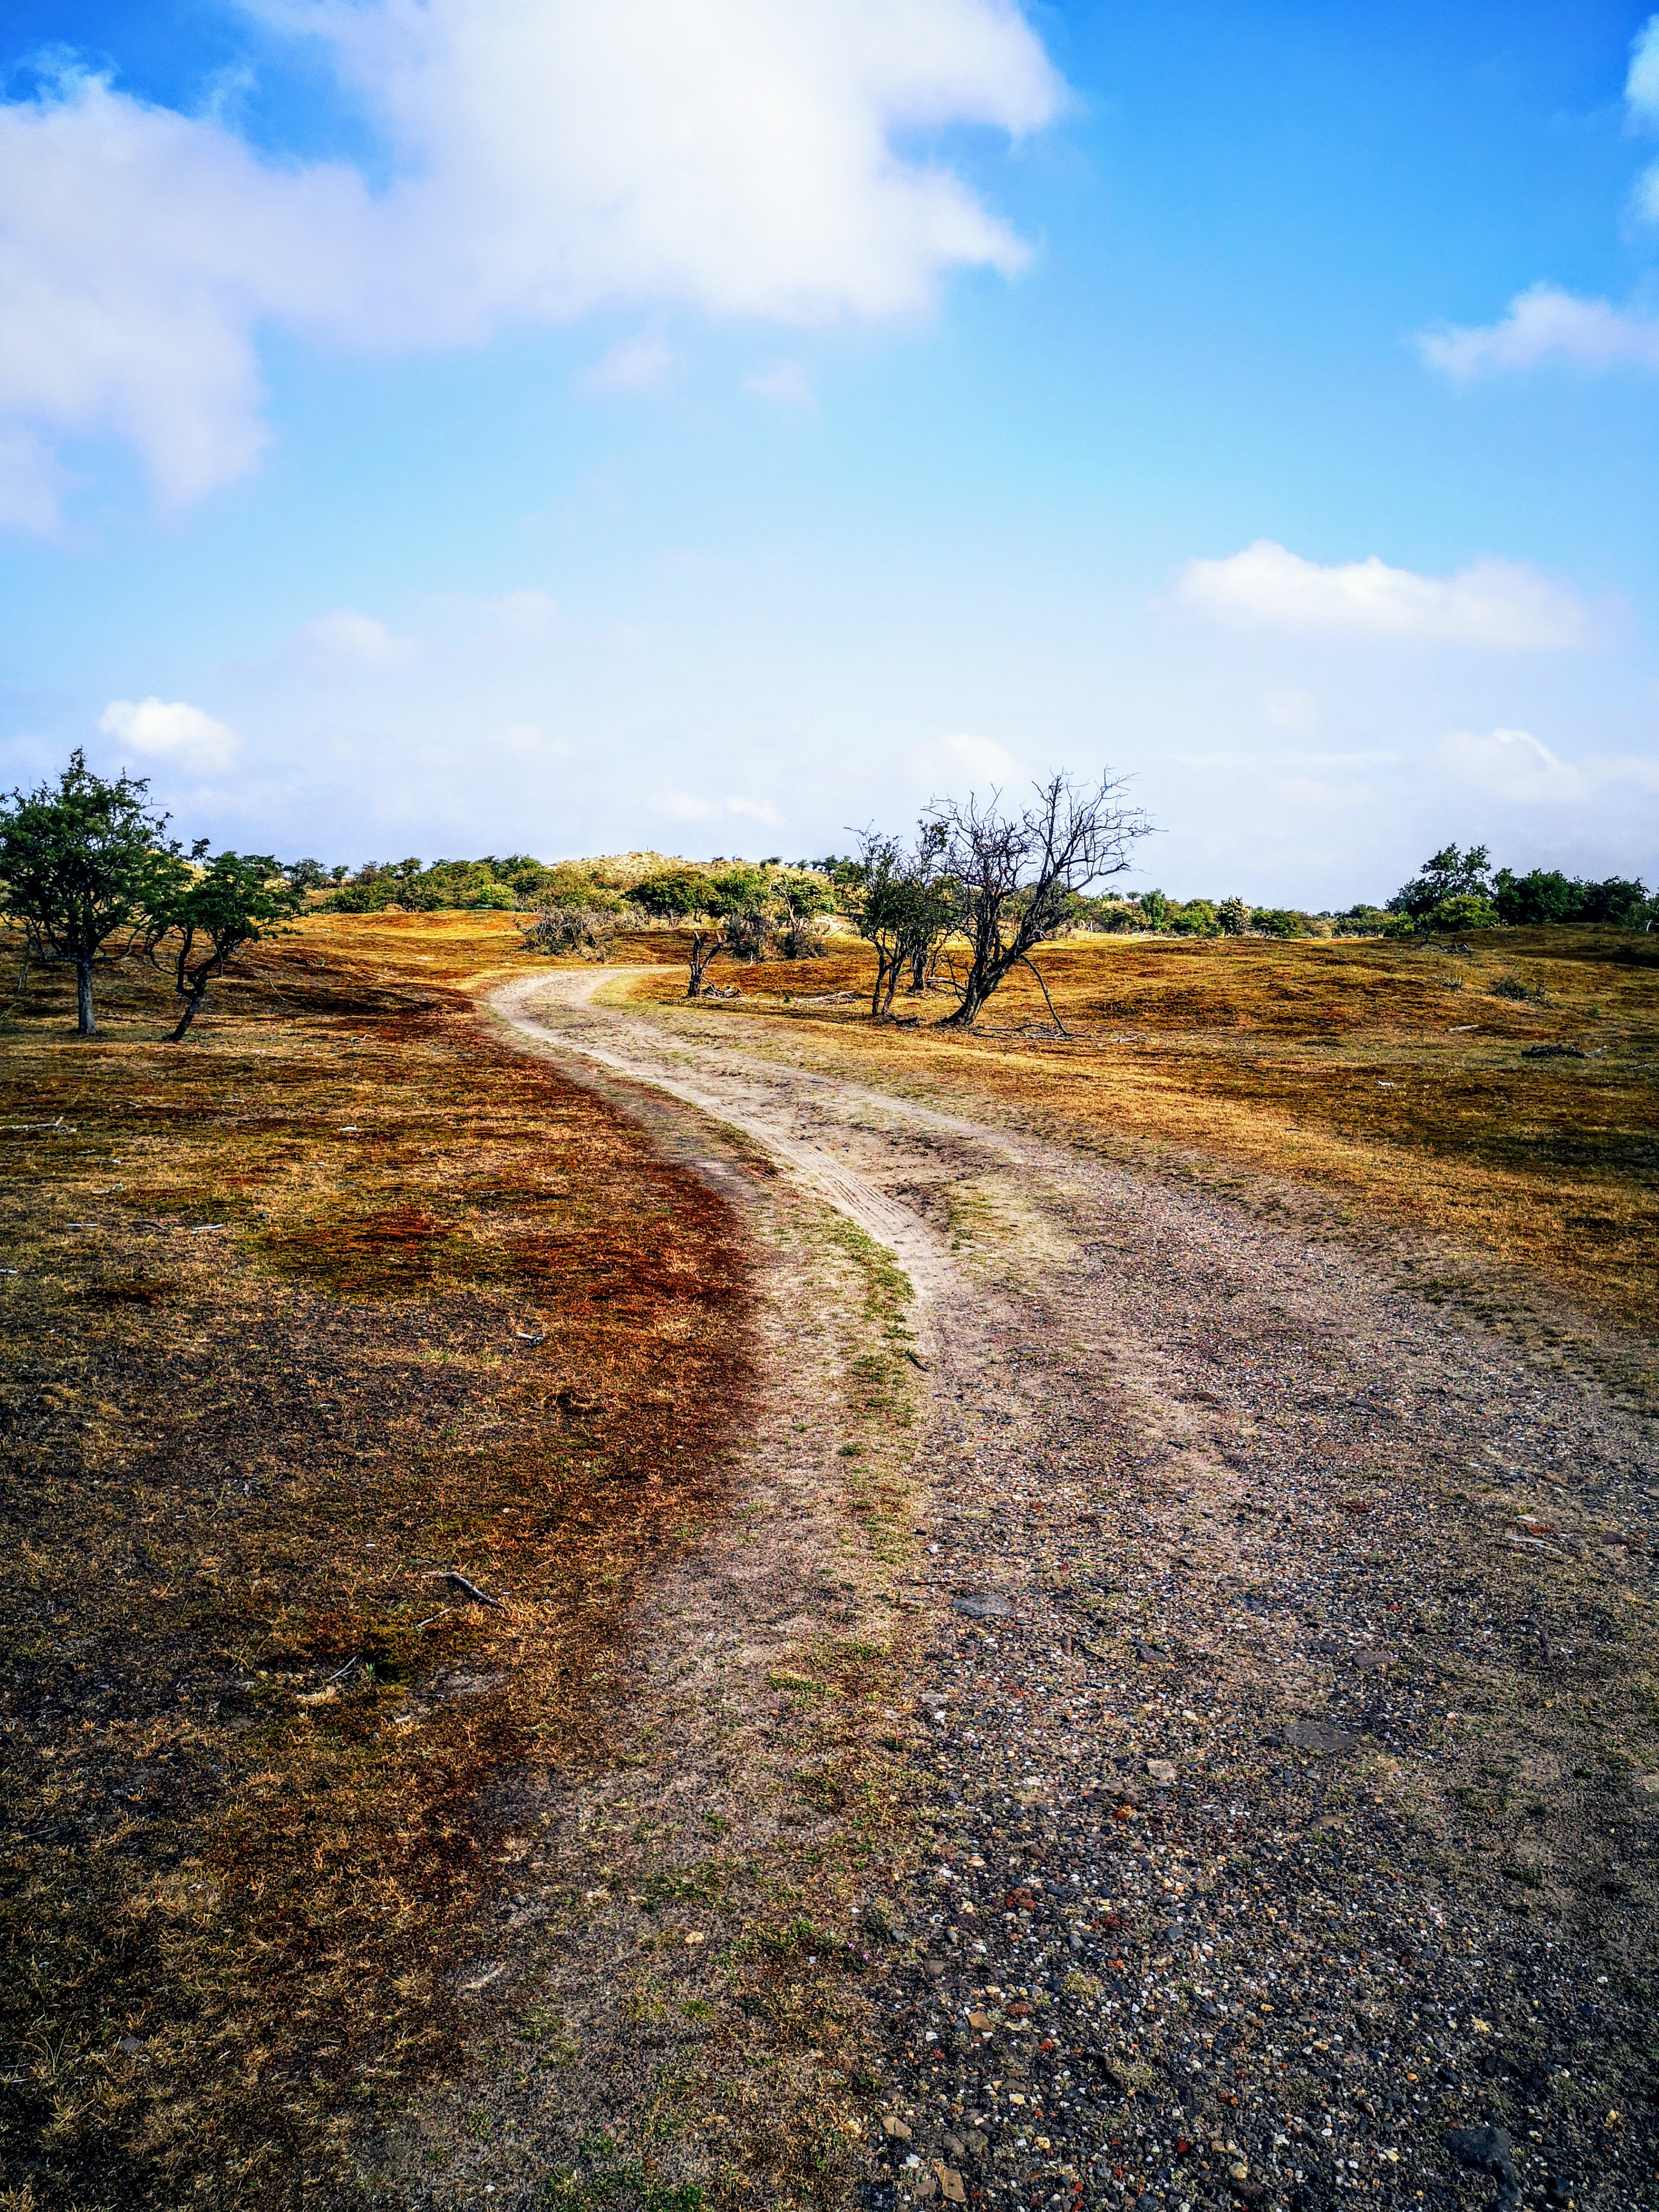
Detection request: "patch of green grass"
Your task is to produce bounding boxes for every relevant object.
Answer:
[640,1863,725,1912]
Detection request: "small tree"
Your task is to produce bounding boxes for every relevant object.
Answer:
[0,749,173,1036]
[846,828,954,1020]
[1250,906,1309,939]
[283,857,333,891]
[1389,843,1492,928]
[707,865,774,965]
[774,871,835,959]
[633,864,773,995]
[928,772,1151,1029]
[143,847,305,1041]
[1217,896,1250,936]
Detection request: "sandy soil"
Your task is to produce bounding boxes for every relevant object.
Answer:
[479,969,1659,2212]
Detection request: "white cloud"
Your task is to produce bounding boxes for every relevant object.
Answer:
[0,2,1061,527]
[655,790,780,826]
[744,359,814,408]
[1418,283,1659,378]
[1417,27,1659,372]
[1438,726,1659,805]
[914,730,1020,787]
[299,609,415,662]
[99,695,239,772]
[1629,17,1659,219]
[487,589,559,634]
[582,331,677,395]
[1629,15,1659,121]
[1258,687,1319,735]
[0,74,373,510]
[1176,539,1594,649]
[1439,726,1582,803]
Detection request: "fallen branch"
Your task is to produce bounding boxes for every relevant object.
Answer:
[438,1568,506,1611]
[1019,952,1071,1036]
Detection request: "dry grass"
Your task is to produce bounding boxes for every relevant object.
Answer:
[639,925,1659,1336]
[6,903,1650,2206]
[0,915,754,2206]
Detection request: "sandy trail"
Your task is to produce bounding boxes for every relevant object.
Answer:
[487,968,1657,2212]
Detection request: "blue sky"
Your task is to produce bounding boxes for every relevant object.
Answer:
[2,1,1657,902]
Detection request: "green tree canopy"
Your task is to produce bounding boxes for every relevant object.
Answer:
[144,846,305,1041]
[0,748,173,1036]
[1388,843,1492,923]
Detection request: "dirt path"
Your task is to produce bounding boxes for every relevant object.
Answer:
[487,969,1659,2212]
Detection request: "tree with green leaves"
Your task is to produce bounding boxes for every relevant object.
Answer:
[1388,843,1492,929]
[1215,896,1247,935]
[0,749,173,1036]
[633,862,774,995]
[845,828,954,1019]
[773,870,836,959]
[143,846,305,1041]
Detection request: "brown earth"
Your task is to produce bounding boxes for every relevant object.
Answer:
[3,915,1656,2212]
[0,925,761,2205]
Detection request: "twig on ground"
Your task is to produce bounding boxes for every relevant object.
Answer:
[437,1569,507,1610]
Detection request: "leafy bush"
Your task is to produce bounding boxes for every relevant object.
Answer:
[1168,898,1220,936]
[323,856,524,912]
[1492,866,1651,929]
[1425,893,1498,934]
[1250,907,1308,939]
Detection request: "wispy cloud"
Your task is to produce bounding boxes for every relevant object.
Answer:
[913,731,1020,787]
[1177,540,1595,649]
[1258,687,1320,735]
[0,427,73,536]
[486,589,559,635]
[654,790,780,826]
[582,332,677,395]
[1439,726,1659,804]
[1417,18,1659,376]
[99,695,239,772]
[743,360,814,409]
[299,610,415,663]
[1630,14,1659,219]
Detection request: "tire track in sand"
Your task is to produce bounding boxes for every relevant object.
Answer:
[487,966,1658,2212]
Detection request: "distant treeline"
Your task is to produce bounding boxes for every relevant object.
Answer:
[299,852,689,913]
[290,841,1655,936]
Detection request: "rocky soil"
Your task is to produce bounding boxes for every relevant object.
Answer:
[489,974,1659,2212]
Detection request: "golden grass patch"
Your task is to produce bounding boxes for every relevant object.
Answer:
[645,926,1659,1332]
[0,919,754,2203]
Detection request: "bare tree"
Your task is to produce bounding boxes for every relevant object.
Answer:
[930,772,1150,1030]
[518,905,631,961]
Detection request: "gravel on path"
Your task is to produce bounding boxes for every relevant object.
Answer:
[492,974,1659,2212]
